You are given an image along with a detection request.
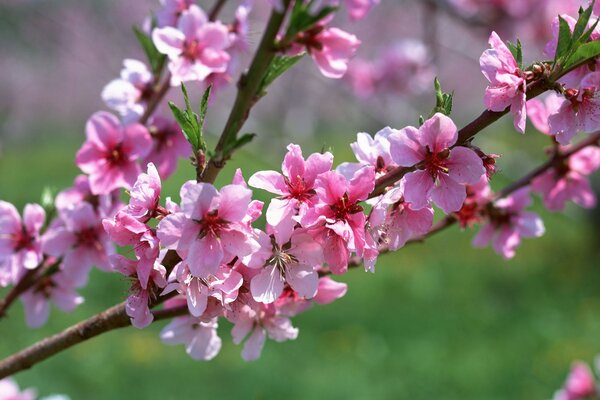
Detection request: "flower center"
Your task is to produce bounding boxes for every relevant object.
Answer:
[183,40,203,60]
[284,175,315,202]
[423,147,450,181]
[13,227,34,251]
[107,145,126,166]
[197,210,229,238]
[76,228,101,249]
[329,193,363,220]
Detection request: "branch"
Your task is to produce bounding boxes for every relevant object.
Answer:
[200,2,290,184]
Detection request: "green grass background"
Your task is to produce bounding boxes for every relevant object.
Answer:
[0,124,599,400]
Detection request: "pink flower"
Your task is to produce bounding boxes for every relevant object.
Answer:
[163,262,243,317]
[455,175,493,228]
[249,144,333,242]
[526,93,563,135]
[111,254,167,328]
[554,362,597,400]
[294,26,360,79]
[549,72,600,145]
[472,187,545,259]
[161,316,222,360]
[0,202,45,284]
[369,184,434,251]
[21,271,84,328]
[0,378,37,400]
[300,166,375,274]
[152,5,232,85]
[227,296,298,361]
[389,113,486,213]
[42,203,114,287]
[127,163,162,222]
[75,112,153,195]
[344,0,379,20]
[103,212,159,289]
[349,128,397,176]
[144,116,191,180]
[313,276,348,304]
[249,231,322,304]
[158,181,259,278]
[480,31,528,133]
[101,59,153,122]
[532,146,600,211]
[156,0,194,27]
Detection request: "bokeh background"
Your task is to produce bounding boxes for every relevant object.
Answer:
[1,0,600,399]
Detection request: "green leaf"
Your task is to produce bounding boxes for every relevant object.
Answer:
[430,77,453,117]
[133,25,165,75]
[287,3,338,37]
[506,40,523,69]
[563,40,600,71]
[168,101,199,151]
[554,16,573,63]
[258,55,304,96]
[572,5,593,42]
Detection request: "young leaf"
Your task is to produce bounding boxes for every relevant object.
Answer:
[258,55,304,96]
[168,101,199,151]
[133,25,165,75]
[572,4,593,42]
[223,133,256,155]
[506,40,523,69]
[554,16,573,64]
[563,40,600,71]
[430,77,453,117]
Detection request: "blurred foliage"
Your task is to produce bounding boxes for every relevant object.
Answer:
[0,125,599,399]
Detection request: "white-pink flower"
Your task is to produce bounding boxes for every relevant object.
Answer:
[249,231,322,304]
[152,5,232,85]
[127,163,162,222]
[42,203,114,287]
[389,113,486,213]
[300,166,375,274]
[472,187,545,259]
[21,271,84,328]
[161,316,222,360]
[344,0,379,20]
[0,378,37,400]
[548,72,600,145]
[480,31,528,133]
[101,59,153,122]
[158,181,260,278]
[526,93,563,135]
[532,146,600,211]
[75,112,153,195]
[249,144,333,242]
[0,202,45,285]
[156,0,194,28]
[554,361,598,400]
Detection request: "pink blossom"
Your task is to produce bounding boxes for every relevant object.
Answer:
[389,113,486,213]
[348,128,397,176]
[554,362,597,400]
[346,59,376,97]
[344,0,379,21]
[376,40,435,95]
[21,271,84,328]
[0,202,45,284]
[294,26,360,79]
[156,0,194,27]
[158,181,259,278]
[300,166,375,274]
[532,146,600,211]
[152,5,232,85]
[103,212,159,289]
[369,184,434,251]
[250,231,322,304]
[526,93,563,135]
[549,72,600,145]
[161,316,222,360]
[111,255,167,328]
[0,378,36,400]
[454,175,493,228]
[101,59,153,122]
[75,112,153,195]
[42,203,114,287]
[313,276,348,304]
[249,144,333,242]
[55,175,122,218]
[163,262,243,317]
[144,116,191,180]
[480,31,528,133]
[227,296,298,361]
[126,163,162,222]
[472,187,545,259]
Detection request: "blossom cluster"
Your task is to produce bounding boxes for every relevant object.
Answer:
[553,357,600,400]
[1,0,600,369]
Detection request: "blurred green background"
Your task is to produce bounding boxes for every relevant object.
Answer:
[1,122,600,400]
